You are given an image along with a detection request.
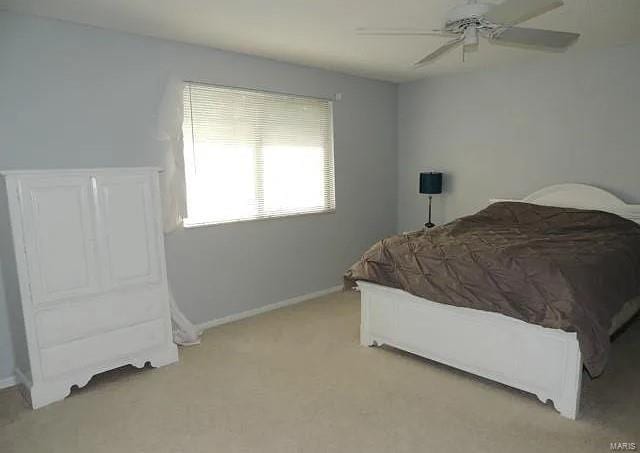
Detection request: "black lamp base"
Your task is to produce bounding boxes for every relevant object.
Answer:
[424,195,436,229]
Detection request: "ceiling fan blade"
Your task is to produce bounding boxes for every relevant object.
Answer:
[414,38,463,67]
[356,27,456,37]
[491,27,580,49]
[485,0,563,25]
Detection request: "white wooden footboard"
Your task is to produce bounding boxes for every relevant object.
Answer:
[358,281,582,419]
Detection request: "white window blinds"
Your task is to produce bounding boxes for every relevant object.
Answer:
[182,82,336,226]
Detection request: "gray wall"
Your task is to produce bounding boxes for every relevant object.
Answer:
[0,12,398,381]
[398,43,640,232]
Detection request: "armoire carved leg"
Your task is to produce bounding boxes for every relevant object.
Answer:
[29,382,73,409]
[147,344,179,368]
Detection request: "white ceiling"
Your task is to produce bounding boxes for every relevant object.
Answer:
[2,0,640,82]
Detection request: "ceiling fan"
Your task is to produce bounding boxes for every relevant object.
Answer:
[357,0,580,67]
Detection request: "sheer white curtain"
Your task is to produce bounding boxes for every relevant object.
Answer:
[156,76,201,345]
[157,77,187,233]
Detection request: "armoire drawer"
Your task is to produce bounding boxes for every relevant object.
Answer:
[39,318,167,378]
[35,286,167,348]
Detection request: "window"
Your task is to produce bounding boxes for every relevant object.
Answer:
[182,82,335,226]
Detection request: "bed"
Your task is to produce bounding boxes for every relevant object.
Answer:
[348,184,640,419]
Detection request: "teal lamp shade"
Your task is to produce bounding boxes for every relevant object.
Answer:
[419,172,443,195]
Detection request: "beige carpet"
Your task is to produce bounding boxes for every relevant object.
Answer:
[1,290,639,453]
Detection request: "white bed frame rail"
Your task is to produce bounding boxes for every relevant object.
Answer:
[358,183,640,419]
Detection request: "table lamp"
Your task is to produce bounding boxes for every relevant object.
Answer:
[419,172,443,228]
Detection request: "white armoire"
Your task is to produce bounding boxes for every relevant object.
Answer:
[0,168,178,408]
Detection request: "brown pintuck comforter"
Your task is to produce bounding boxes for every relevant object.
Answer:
[345,202,640,377]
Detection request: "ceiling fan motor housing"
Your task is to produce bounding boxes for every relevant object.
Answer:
[444,2,492,33]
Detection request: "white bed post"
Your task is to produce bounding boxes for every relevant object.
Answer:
[554,345,582,419]
[360,291,376,347]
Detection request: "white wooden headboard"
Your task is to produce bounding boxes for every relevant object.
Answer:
[491,183,640,224]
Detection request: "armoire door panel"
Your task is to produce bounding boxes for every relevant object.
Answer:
[18,176,101,305]
[96,174,161,289]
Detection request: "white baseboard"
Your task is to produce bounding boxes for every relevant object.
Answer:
[0,375,17,390]
[197,285,343,332]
